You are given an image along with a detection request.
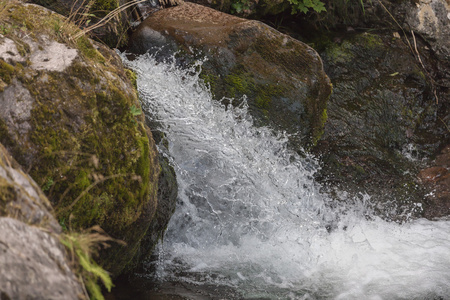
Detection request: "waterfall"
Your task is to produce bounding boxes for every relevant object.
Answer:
[121,52,450,300]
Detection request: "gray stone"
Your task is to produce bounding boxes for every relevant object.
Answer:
[0,217,84,300]
[0,80,34,137]
[30,39,78,72]
[0,143,84,299]
[404,0,450,61]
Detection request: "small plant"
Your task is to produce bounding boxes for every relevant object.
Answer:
[288,0,326,14]
[42,176,54,192]
[130,104,142,116]
[231,0,252,14]
[60,225,124,300]
[0,24,9,35]
[59,217,68,231]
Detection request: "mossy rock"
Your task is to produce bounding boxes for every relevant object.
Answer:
[0,1,160,276]
[129,2,332,148]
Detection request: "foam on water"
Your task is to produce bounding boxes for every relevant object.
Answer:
[120,52,450,299]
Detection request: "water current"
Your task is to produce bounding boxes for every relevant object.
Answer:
[120,52,450,300]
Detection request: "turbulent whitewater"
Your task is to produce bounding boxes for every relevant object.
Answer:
[121,52,450,300]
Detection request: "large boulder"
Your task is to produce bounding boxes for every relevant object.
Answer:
[0,143,84,300]
[313,31,449,220]
[0,1,160,276]
[128,2,332,147]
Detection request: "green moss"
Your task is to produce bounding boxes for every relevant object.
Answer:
[199,73,219,93]
[312,108,327,146]
[77,36,106,63]
[356,32,383,48]
[135,133,151,200]
[225,72,255,97]
[320,108,328,127]
[223,69,285,112]
[0,60,15,85]
[41,177,54,192]
[16,58,156,236]
[125,69,137,90]
[325,41,353,64]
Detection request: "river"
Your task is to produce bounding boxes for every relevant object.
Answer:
[118,52,450,300]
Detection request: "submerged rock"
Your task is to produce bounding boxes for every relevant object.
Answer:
[128,2,332,147]
[0,1,160,276]
[0,143,84,300]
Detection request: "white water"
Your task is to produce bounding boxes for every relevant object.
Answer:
[121,53,450,300]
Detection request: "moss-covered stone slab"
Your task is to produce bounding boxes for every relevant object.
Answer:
[0,1,160,276]
[128,2,332,147]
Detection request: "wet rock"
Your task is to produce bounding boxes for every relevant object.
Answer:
[419,166,448,183]
[421,145,450,219]
[128,2,332,147]
[313,31,449,220]
[0,1,160,276]
[0,143,84,300]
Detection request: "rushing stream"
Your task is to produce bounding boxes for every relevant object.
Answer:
[120,52,450,299]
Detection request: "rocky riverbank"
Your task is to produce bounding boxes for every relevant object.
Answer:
[0,0,448,298]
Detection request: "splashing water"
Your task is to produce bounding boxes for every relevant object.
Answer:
[121,52,450,300]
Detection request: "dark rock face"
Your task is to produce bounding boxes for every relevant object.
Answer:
[0,1,160,276]
[128,2,332,147]
[313,31,449,220]
[0,144,84,300]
